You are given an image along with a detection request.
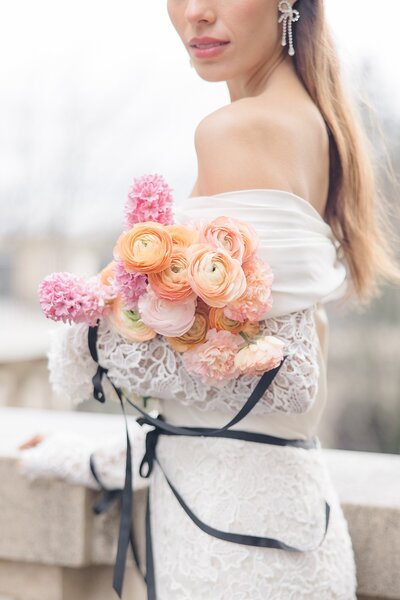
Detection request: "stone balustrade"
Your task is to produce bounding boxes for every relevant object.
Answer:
[0,407,399,600]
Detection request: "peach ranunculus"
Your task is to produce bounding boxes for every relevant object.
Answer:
[138,288,196,337]
[108,295,156,342]
[113,221,173,274]
[234,335,286,376]
[166,300,209,352]
[148,246,195,302]
[234,219,259,263]
[165,224,199,248]
[182,328,245,387]
[187,244,247,308]
[198,216,245,263]
[223,257,274,322]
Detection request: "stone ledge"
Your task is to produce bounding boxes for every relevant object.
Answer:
[323,448,400,599]
[0,560,146,600]
[0,407,399,599]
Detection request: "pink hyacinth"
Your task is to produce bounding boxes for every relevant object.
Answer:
[38,272,113,327]
[182,328,245,387]
[124,173,174,229]
[112,259,148,310]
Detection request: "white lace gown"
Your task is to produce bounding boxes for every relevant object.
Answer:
[19,189,358,599]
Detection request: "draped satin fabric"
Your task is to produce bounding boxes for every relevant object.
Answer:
[173,188,348,318]
[164,189,349,440]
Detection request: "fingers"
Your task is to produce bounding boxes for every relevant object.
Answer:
[18,434,45,450]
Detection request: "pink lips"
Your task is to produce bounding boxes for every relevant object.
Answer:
[189,36,229,45]
[189,37,230,59]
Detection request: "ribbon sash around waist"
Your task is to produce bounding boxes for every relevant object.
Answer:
[87,321,331,600]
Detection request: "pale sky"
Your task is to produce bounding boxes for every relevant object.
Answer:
[0,0,398,236]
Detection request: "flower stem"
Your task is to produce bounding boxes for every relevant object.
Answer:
[239,331,250,343]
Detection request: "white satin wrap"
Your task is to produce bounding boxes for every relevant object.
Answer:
[173,188,348,319]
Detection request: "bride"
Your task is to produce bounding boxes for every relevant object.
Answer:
[18,1,400,598]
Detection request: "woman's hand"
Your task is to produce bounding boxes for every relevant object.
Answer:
[18,434,46,450]
[16,434,46,470]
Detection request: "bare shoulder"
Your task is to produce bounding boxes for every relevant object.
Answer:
[193,95,329,215]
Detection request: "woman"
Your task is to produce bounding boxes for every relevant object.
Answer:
[19,1,400,598]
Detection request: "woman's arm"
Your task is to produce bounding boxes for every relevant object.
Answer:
[46,310,320,416]
[17,418,155,491]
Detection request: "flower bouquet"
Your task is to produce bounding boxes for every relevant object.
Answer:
[38,173,286,389]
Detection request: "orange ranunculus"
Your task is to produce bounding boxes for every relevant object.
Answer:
[99,260,115,286]
[199,216,245,263]
[187,244,247,308]
[208,307,244,334]
[113,221,173,274]
[166,304,209,352]
[148,247,195,302]
[165,224,199,247]
[208,307,260,337]
[108,295,156,342]
[241,320,261,339]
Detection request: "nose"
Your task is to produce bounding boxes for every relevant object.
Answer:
[185,0,216,25]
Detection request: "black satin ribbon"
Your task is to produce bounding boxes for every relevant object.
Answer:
[88,453,146,582]
[87,320,330,600]
[88,322,147,597]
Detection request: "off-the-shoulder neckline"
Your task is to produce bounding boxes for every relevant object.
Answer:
[180,187,327,225]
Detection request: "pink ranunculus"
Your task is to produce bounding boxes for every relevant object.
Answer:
[137,288,196,337]
[234,219,260,263]
[112,259,147,310]
[182,328,245,387]
[234,335,286,376]
[198,216,245,263]
[38,272,113,326]
[124,173,174,229]
[223,257,274,322]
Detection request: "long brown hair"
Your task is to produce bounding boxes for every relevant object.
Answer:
[292,0,400,308]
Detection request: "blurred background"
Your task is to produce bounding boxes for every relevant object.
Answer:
[0,0,399,453]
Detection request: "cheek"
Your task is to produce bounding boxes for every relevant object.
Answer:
[227,0,277,52]
[166,1,182,35]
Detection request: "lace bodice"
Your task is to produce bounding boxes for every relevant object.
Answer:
[47,303,320,417]
[150,434,357,599]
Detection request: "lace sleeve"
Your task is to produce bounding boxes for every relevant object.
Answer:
[47,305,320,416]
[218,303,321,415]
[47,322,98,406]
[16,418,155,491]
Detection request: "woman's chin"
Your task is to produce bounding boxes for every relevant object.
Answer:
[192,65,230,83]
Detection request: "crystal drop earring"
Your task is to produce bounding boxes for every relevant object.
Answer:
[278,0,300,56]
